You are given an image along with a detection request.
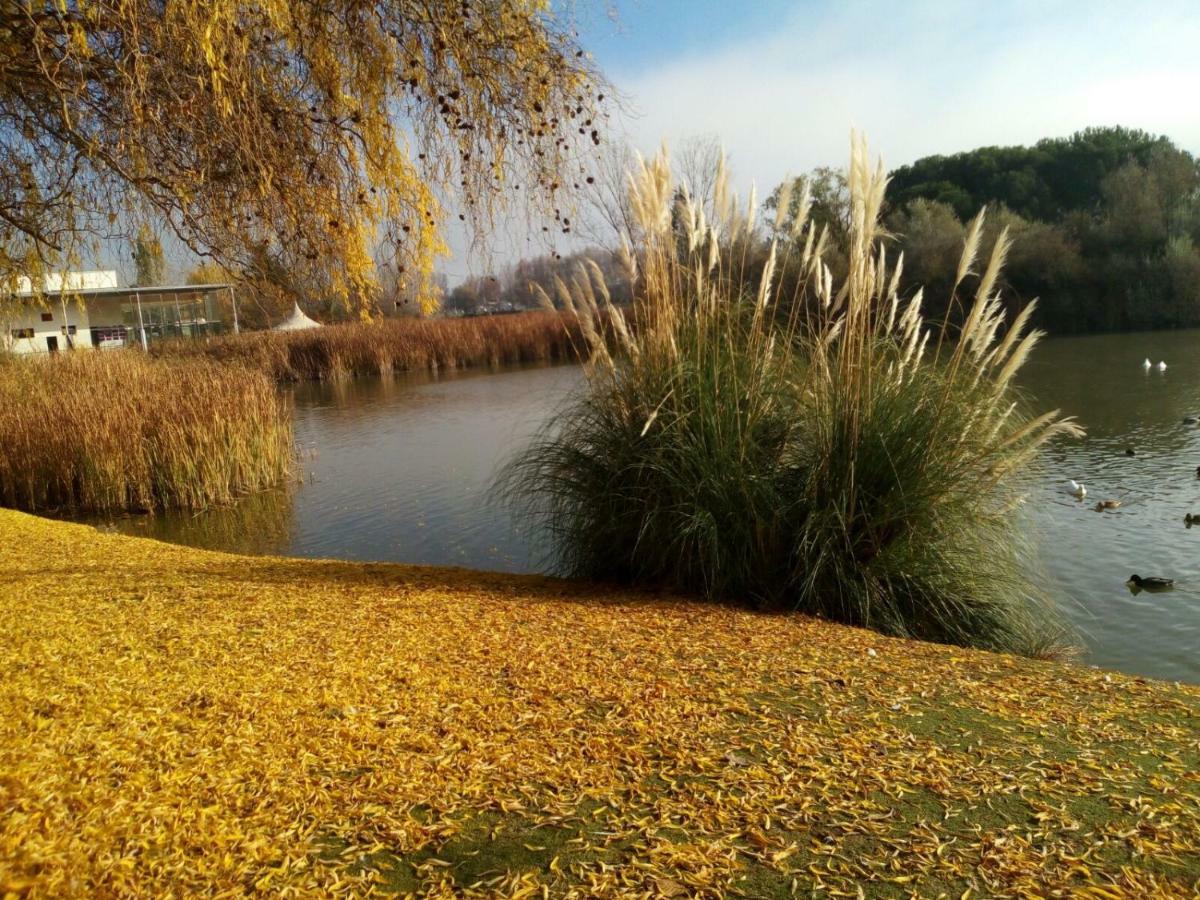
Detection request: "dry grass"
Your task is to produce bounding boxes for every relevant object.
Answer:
[505,134,1083,655]
[150,311,592,382]
[0,352,292,514]
[2,509,1198,896]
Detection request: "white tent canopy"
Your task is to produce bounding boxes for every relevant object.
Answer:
[273,302,321,331]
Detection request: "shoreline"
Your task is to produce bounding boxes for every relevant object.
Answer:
[2,509,1198,895]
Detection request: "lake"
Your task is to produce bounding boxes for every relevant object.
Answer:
[107,331,1200,683]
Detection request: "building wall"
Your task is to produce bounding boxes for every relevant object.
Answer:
[86,296,133,350]
[14,270,119,294]
[3,283,231,353]
[4,299,95,354]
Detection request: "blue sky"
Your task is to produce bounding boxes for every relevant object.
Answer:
[574,1,805,71]
[435,0,1200,277]
[125,2,1200,284]
[575,0,1200,181]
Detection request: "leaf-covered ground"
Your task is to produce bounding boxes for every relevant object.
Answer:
[2,509,1199,897]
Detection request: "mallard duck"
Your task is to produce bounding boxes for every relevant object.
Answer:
[1186,513,1200,526]
[1185,417,1199,425]
[1125,447,1136,456]
[1127,574,1174,590]
[1094,500,1121,511]
[1068,479,1087,498]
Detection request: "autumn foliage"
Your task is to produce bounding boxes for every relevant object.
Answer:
[2,509,1198,895]
[0,2,604,311]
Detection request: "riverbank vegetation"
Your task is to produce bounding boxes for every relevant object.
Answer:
[2,509,1198,896]
[0,353,291,514]
[766,126,1200,334]
[149,310,592,382]
[506,136,1082,656]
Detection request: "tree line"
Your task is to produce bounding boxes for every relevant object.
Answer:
[783,126,1200,334]
[547,127,1200,337]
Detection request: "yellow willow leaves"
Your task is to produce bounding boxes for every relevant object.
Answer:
[1,509,1199,896]
[5,1,603,315]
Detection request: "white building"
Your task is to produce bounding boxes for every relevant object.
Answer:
[3,271,237,354]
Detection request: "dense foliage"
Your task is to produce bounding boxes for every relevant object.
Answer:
[507,138,1080,655]
[887,127,1200,333]
[762,127,1200,334]
[888,127,1179,221]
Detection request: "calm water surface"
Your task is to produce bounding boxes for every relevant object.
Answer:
[1021,330,1200,683]
[112,333,1200,682]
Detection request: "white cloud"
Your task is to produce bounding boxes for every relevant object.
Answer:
[611,0,1200,198]
[441,0,1200,278]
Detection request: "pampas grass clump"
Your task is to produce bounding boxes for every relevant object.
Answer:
[504,135,1081,656]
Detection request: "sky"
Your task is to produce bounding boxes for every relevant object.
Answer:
[588,0,1200,177]
[101,1,1200,286]
[439,0,1200,280]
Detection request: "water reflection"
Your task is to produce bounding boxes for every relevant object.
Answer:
[113,363,581,571]
[114,486,296,556]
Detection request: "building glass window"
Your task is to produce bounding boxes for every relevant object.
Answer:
[40,312,53,322]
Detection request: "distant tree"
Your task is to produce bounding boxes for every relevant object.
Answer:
[674,135,725,212]
[766,167,851,248]
[877,127,1200,335]
[1165,237,1200,324]
[185,262,230,286]
[131,225,165,286]
[579,140,640,249]
[886,199,964,317]
[887,126,1177,221]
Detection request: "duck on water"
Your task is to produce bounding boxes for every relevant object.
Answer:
[1127,574,1174,592]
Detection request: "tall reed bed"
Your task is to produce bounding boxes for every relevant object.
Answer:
[504,135,1082,656]
[0,353,293,514]
[151,310,590,382]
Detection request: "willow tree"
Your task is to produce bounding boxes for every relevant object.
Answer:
[0,1,604,311]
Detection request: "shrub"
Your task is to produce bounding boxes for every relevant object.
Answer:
[0,352,293,514]
[504,136,1082,656]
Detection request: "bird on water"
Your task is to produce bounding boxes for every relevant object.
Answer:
[1127,574,1174,591]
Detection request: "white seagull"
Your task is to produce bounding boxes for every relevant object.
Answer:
[1068,480,1087,498]
[1143,358,1152,369]
[1158,361,1168,371]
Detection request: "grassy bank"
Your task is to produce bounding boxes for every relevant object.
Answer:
[150,311,590,382]
[0,353,292,514]
[1,510,1197,897]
